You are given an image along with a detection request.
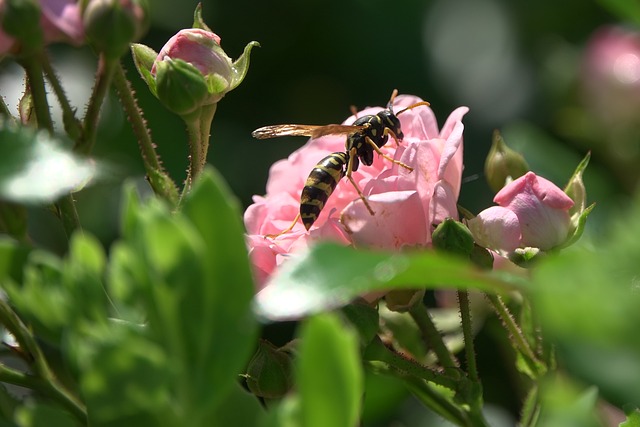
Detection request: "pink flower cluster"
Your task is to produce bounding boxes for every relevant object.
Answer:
[244,95,468,288]
[0,0,84,55]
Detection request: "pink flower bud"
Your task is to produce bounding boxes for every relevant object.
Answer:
[469,172,574,252]
[151,28,225,77]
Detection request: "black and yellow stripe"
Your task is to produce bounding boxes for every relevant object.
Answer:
[299,152,348,230]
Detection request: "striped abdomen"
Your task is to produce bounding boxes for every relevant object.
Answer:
[300,152,347,230]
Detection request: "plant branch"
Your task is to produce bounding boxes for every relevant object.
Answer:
[409,303,459,369]
[112,64,178,205]
[458,291,479,382]
[485,293,545,377]
[0,300,86,422]
[41,54,82,140]
[75,54,116,155]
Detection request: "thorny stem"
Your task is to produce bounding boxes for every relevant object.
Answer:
[20,54,53,133]
[402,375,470,426]
[363,336,460,390]
[457,291,479,383]
[185,112,204,185]
[485,293,546,376]
[21,53,81,236]
[41,54,82,140]
[409,303,458,369]
[112,64,178,205]
[0,300,86,422]
[75,54,116,155]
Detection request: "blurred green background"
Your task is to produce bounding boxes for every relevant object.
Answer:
[1,0,638,424]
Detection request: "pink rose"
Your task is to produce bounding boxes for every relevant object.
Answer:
[468,172,574,253]
[244,95,468,289]
[41,0,84,46]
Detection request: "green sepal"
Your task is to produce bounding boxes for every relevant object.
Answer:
[130,43,158,96]
[564,151,591,218]
[229,41,260,91]
[484,129,529,193]
[154,58,209,116]
[557,202,595,250]
[192,3,212,32]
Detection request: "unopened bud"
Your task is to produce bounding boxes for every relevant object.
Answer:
[2,0,42,52]
[83,0,149,59]
[245,340,293,399]
[485,130,529,193]
[432,218,475,258]
[154,58,209,116]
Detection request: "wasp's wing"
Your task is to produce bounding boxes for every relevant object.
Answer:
[252,124,367,139]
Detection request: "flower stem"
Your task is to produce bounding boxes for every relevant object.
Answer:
[363,336,460,389]
[185,112,204,184]
[485,293,545,376]
[20,54,53,133]
[41,54,82,140]
[112,64,178,206]
[402,375,470,426]
[457,290,479,382]
[409,303,458,369]
[0,299,86,422]
[21,53,81,236]
[75,54,116,155]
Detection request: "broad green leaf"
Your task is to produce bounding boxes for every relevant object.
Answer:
[178,168,258,420]
[298,314,363,427]
[533,197,640,407]
[255,243,524,320]
[0,123,95,203]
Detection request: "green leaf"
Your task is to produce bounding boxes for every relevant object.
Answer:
[254,242,524,320]
[178,168,258,420]
[620,407,640,427]
[71,323,170,427]
[533,196,640,407]
[0,123,96,203]
[297,314,363,427]
[536,377,603,427]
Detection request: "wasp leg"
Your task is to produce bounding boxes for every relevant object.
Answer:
[265,213,301,239]
[385,128,401,147]
[365,136,414,172]
[346,148,375,216]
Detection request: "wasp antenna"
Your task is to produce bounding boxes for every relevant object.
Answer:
[396,100,431,116]
[387,89,399,110]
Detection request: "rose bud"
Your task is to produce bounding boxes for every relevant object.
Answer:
[133,26,258,117]
[468,172,575,253]
[1,0,43,53]
[83,0,148,60]
[245,340,293,399]
[484,130,529,193]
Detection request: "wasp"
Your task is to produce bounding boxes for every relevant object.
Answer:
[252,89,430,236]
